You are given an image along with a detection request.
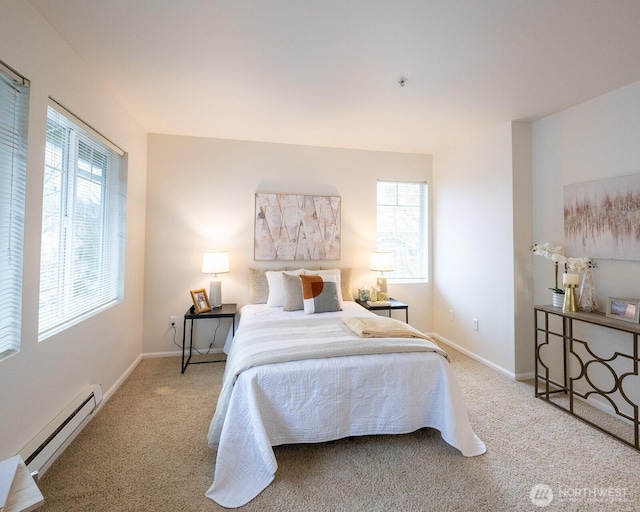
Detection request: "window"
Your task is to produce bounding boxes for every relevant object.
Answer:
[39,100,126,341]
[0,61,29,362]
[376,180,428,281]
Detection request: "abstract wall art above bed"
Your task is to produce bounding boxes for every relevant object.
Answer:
[255,192,341,260]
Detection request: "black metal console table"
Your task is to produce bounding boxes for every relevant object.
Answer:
[534,305,640,450]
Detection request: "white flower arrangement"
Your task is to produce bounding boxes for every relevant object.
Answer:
[530,243,597,294]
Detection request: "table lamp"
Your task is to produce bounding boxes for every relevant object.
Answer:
[202,250,229,308]
[370,250,394,294]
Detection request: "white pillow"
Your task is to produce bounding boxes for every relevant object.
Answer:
[305,269,343,304]
[266,269,305,307]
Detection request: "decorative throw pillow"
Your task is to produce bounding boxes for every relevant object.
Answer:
[300,274,342,314]
[248,268,269,304]
[305,269,343,304]
[282,272,304,311]
[321,267,353,301]
[266,269,305,307]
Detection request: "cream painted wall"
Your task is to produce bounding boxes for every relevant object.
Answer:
[511,123,534,377]
[0,0,147,460]
[432,80,640,381]
[530,81,640,415]
[143,135,432,354]
[432,122,524,376]
[532,81,640,306]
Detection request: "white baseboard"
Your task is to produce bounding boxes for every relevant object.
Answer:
[142,350,183,359]
[516,370,535,381]
[102,353,143,403]
[428,332,518,381]
[141,347,225,360]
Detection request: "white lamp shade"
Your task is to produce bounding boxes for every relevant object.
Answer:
[202,250,230,275]
[370,251,394,272]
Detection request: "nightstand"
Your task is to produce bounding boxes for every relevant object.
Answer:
[182,303,236,373]
[356,298,409,323]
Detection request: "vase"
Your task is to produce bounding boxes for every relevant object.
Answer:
[552,292,564,308]
[578,268,598,312]
[563,285,578,312]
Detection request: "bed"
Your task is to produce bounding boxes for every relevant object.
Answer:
[205,270,486,508]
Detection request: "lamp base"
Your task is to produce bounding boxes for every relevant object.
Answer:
[376,275,387,294]
[209,279,222,308]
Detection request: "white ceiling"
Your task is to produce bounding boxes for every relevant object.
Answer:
[28,0,640,154]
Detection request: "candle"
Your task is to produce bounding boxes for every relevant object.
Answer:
[563,273,580,286]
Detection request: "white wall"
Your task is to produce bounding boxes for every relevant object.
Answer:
[432,122,531,377]
[143,135,433,354]
[532,81,640,305]
[431,80,640,381]
[0,0,147,460]
[530,80,640,415]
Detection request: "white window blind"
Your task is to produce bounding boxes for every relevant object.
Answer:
[376,180,428,281]
[38,100,126,341]
[0,61,29,362]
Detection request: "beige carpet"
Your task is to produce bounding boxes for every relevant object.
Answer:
[37,347,640,511]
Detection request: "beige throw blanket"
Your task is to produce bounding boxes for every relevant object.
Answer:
[343,316,435,341]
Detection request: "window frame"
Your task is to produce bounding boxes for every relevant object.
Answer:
[376,180,428,283]
[38,99,126,341]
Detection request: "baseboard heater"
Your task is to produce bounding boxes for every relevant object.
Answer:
[20,384,103,479]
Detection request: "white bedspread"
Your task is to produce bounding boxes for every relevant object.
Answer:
[205,304,486,508]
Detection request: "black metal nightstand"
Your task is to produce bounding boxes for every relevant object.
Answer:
[355,298,409,323]
[182,303,236,373]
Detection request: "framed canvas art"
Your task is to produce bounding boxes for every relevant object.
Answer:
[254,193,341,261]
[564,173,640,261]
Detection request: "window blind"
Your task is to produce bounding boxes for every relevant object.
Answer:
[0,61,29,361]
[376,180,428,281]
[38,101,126,341]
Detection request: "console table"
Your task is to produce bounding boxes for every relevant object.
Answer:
[534,305,640,450]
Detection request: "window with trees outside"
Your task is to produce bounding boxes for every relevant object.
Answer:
[376,180,428,281]
[0,60,29,362]
[38,100,126,341]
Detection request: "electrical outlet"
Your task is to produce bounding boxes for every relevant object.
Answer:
[169,316,177,328]
[472,318,479,331]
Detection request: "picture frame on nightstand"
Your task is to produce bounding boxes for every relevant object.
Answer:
[190,288,211,314]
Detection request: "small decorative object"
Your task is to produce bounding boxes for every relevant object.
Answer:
[562,273,579,312]
[190,288,211,314]
[578,267,598,312]
[358,288,370,301]
[378,291,389,302]
[367,300,391,306]
[606,297,640,323]
[201,250,230,308]
[370,286,378,302]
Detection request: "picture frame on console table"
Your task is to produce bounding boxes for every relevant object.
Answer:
[605,297,640,323]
